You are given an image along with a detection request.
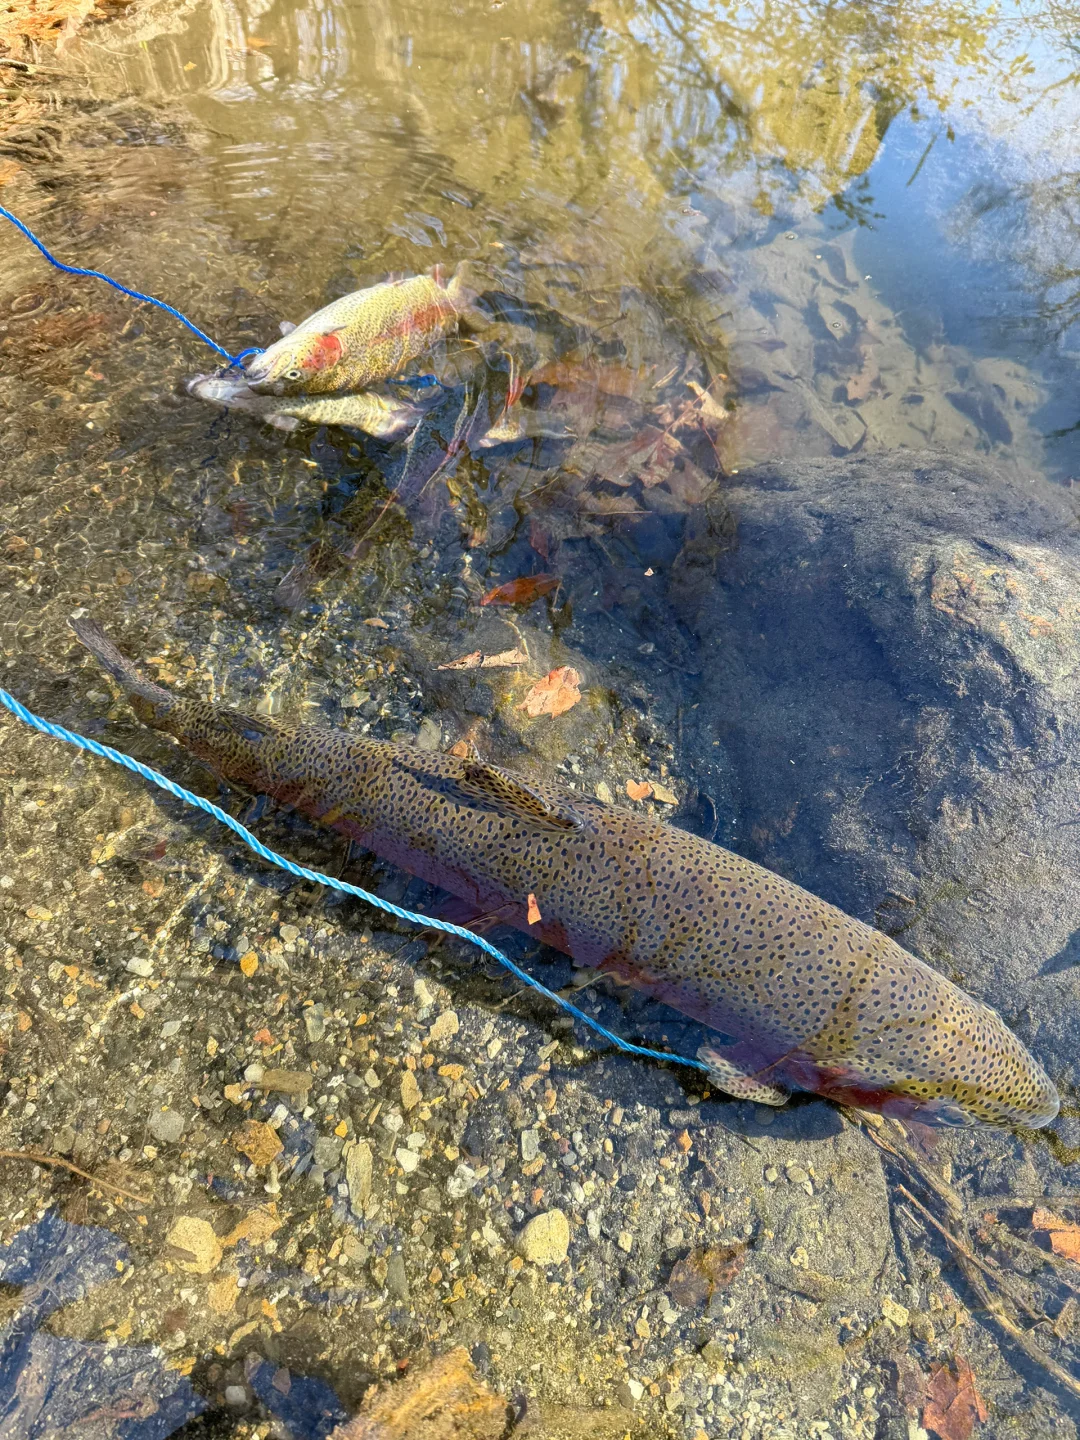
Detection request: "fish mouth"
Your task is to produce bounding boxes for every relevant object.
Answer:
[890,1080,1061,1131]
[1011,1083,1061,1130]
[186,373,256,405]
[186,373,225,400]
[241,354,281,391]
[246,374,286,396]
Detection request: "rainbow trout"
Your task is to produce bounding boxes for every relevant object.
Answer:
[186,374,426,438]
[244,268,483,397]
[72,616,1058,1130]
[187,373,571,447]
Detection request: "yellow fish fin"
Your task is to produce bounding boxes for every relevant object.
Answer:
[697,1044,790,1106]
[457,762,584,831]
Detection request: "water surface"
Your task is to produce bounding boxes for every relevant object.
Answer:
[4,1,1080,1435]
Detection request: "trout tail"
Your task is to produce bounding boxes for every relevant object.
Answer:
[445,260,492,331]
[70,615,176,727]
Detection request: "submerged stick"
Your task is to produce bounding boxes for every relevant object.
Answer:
[0,1148,151,1205]
[896,1187,1039,1321]
[896,1182,1080,1399]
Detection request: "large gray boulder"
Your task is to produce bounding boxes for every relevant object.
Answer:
[674,451,1080,1105]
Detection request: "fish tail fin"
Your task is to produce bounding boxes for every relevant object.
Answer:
[445,260,491,331]
[70,615,176,728]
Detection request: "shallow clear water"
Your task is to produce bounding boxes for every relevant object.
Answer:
[5,1,1080,1435]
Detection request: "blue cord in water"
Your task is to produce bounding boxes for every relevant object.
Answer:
[0,684,710,1076]
[0,204,262,369]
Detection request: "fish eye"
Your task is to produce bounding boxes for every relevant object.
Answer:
[285,369,302,381]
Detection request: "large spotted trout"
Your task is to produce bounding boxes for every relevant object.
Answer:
[72,616,1058,1130]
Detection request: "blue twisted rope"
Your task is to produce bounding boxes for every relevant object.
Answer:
[0,204,262,369]
[0,684,709,1076]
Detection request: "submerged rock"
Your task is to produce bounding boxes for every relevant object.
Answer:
[676,451,1080,1110]
[516,1209,570,1264]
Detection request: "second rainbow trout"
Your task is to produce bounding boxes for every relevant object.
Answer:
[72,616,1058,1130]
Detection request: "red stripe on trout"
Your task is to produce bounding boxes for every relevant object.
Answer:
[302,332,344,373]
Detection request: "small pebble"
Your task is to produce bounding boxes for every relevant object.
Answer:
[882,1296,910,1327]
[346,1140,373,1211]
[165,1215,221,1274]
[148,1108,185,1144]
[125,957,154,977]
[396,1147,419,1173]
[304,1005,327,1042]
[224,1385,247,1407]
[400,1070,421,1111]
[618,1378,645,1405]
[386,1251,410,1299]
[428,1009,460,1044]
[516,1209,570,1264]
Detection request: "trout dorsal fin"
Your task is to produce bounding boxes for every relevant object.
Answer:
[219,710,279,743]
[457,762,584,831]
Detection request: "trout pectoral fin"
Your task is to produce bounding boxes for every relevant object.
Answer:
[457,762,584,830]
[697,1044,790,1107]
[435,896,519,932]
[218,711,278,742]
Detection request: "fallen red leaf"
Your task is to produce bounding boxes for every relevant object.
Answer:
[667,1244,747,1307]
[592,425,682,491]
[1032,1207,1080,1262]
[437,651,483,671]
[922,1357,988,1440]
[686,379,728,426]
[480,573,560,607]
[626,779,653,802]
[436,648,528,672]
[529,359,643,399]
[527,894,542,925]
[529,517,552,561]
[517,666,581,719]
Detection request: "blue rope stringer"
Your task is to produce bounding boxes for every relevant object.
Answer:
[0,685,710,1076]
[0,204,262,369]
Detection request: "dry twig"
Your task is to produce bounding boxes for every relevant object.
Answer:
[0,1148,151,1204]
